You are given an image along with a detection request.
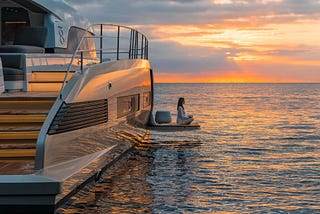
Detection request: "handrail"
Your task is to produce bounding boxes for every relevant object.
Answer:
[59,23,149,100]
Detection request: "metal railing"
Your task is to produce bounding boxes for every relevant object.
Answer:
[60,23,149,99]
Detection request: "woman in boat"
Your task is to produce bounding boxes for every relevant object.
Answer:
[176,97,194,125]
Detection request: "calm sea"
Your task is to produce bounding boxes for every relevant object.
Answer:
[62,83,320,213]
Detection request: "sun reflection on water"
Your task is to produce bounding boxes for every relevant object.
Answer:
[61,83,320,213]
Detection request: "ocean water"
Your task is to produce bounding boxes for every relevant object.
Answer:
[62,83,320,213]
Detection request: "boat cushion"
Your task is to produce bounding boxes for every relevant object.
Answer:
[0,45,45,54]
[0,54,22,69]
[14,26,47,47]
[0,27,47,66]
[3,67,24,81]
[0,45,44,69]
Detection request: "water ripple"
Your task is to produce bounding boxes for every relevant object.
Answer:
[61,84,320,213]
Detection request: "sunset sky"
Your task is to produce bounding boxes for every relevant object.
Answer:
[68,0,320,83]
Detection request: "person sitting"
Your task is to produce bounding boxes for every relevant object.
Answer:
[176,97,194,125]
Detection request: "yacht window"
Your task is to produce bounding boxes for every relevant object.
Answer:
[117,94,140,118]
[67,27,96,58]
[1,7,30,45]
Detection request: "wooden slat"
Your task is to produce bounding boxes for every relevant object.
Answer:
[0,109,50,115]
[0,139,36,145]
[0,92,58,99]
[0,124,42,131]
[0,131,39,140]
[0,143,36,149]
[31,72,73,82]
[0,100,55,115]
[0,149,35,158]
[29,83,63,92]
[31,71,75,73]
[0,115,46,123]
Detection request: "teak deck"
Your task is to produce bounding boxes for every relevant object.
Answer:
[0,91,58,99]
[0,160,34,175]
[0,91,58,175]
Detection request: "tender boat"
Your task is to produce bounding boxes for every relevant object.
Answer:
[0,0,153,213]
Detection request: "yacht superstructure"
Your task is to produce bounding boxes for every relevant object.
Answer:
[0,0,153,213]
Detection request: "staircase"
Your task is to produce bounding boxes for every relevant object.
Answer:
[29,71,74,92]
[0,96,55,160]
[0,70,74,160]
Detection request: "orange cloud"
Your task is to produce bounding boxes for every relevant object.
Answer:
[71,0,320,83]
[149,18,320,83]
[150,19,320,49]
[155,53,320,83]
[135,2,320,84]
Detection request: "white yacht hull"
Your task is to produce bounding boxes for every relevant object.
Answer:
[0,1,153,212]
[37,58,153,204]
[0,59,153,213]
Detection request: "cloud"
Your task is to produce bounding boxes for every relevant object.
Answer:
[237,60,320,82]
[66,0,320,25]
[150,41,239,73]
[65,0,320,82]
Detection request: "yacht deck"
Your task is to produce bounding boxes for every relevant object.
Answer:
[0,91,58,99]
[0,160,34,175]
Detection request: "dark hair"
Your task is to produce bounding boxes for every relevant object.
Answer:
[177,97,185,110]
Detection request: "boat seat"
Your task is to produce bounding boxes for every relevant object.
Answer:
[0,53,24,89]
[0,45,44,54]
[14,26,48,47]
[3,67,24,81]
[0,27,47,90]
[0,45,44,71]
[0,26,47,52]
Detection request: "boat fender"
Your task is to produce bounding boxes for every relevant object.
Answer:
[155,110,172,124]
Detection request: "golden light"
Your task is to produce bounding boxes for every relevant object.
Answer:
[153,19,320,51]
[147,5,320,83]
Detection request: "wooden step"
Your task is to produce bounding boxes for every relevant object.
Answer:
[0,139,37,145]
[0,109,50,115]
[0,160,34,175]
[0,149,36,159]
[0,93,55,162]
[0,115,46,123]
[0,143,36,149]
[0,123,42,131]
[0,100,55,113]
[29,83,64,92]
[0,131,39,140]
[0,92,58,100]
[31,72,73,82]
